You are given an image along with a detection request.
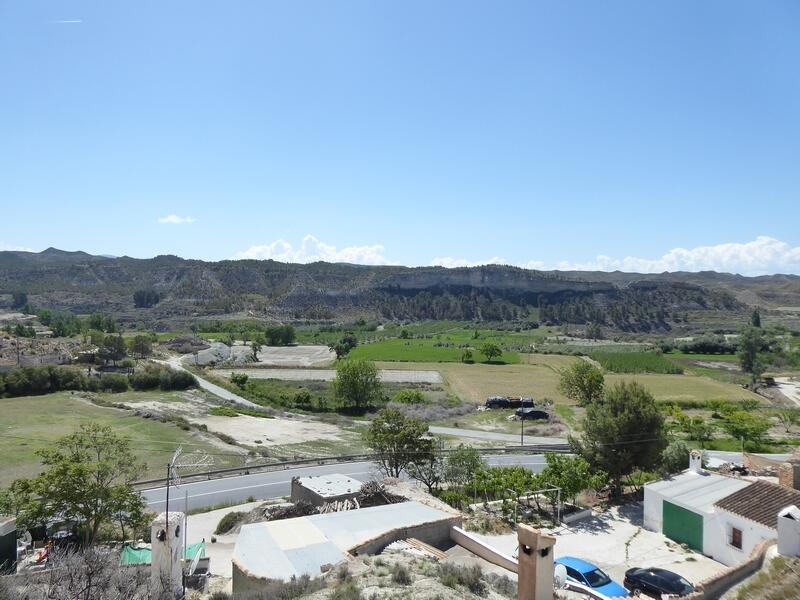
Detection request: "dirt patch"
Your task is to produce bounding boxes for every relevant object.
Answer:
[254,345,336,367]
[188,413,346,447]
[692,360,741,371]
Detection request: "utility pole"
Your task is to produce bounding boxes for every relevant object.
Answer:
[520,412,524,447]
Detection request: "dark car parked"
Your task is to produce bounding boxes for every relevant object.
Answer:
[624,568,694,597]
[515,407,549,421]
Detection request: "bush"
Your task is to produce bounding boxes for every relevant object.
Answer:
[250,574,324,600]
[330,582,362,600]
[437,489,471,511]
[391,563,412,585]
[392,389,427,404]
[231,372,249,388]
[214,511,246,535]
[209,406,239,417]
[100,373,129,393]
[438,563,486,595]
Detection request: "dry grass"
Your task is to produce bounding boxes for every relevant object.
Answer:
[379,356,759,409]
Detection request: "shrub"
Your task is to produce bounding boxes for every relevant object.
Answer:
[100,373,129,393]
[209,406,239,417]
[438,563,486,595]
[391,563,412,585]
[250,574,324,599]
[330,582,362,600]
[437,489,471,511]
[231,372,249,388]
[214,511,246,535]
[393,389,427,404]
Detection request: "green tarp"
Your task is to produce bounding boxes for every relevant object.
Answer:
[120,541,205,566]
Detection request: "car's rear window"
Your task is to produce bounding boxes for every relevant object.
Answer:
[584,568,612,588]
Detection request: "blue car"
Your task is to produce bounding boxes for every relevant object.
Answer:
[555,556,629,597]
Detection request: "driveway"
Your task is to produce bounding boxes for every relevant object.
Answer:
[449,503,725,588]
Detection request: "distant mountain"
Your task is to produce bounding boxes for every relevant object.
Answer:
[1,248,798,332]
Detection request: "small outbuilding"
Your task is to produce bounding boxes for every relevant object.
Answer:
[232,500,461,596]
[290,474,362,507]
[0,516,16,573]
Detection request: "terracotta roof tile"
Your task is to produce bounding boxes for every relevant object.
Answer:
[714,480,800,529]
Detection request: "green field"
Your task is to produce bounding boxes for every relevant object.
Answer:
[592,352,683,374]
[0,392,243,486]
[348,338,520,363]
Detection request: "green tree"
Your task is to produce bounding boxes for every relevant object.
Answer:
[777,410,797,434]
[660,439,692,476]
[98,334,126,365]
[722,411,770,448]
[751,307,762,328]
[444,444,486,487]
[0,424,145,546]
[364,408,432,478]
[539,453,607,507]
[460,348,474,363]
[571,381,667,495]
[250,338,262,361]
[330,334,358,359]
[333,358,383,411]
[129,334,152,359]
[737,326,767,385]
[479,342,503,363]
[557,361,605,406]
[11,291,27,309]
[406,454,444,493]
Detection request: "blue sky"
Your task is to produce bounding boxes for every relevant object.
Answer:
[1,1,799,274]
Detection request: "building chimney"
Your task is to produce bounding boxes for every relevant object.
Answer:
[517,524,556,600]
[778,461,800,490]
[689,450,703,473]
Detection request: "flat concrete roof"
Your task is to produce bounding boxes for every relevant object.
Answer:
[296,473,361,498]
[647,470,750,515]
[233,501,452,581]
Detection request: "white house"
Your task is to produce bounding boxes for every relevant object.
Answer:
[644,453,800,566]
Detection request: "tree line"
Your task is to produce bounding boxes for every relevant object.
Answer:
[0,364,196,398]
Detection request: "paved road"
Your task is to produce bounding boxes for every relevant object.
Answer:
[157,358,262,409]
[429,425,567,446]
[141,454,548,512]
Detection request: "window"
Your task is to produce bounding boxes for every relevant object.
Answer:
[729,526,743,549]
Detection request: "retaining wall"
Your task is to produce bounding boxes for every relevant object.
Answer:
[683,539,775,600]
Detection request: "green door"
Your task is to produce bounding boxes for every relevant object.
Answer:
[662,500,703,551]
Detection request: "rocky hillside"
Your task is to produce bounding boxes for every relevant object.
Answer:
[1,248,796,331]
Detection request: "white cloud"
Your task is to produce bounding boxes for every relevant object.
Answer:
[552,236,800,276]
[51,19,82,24]
[231,235,800,275]
[0,242,34,252]
[233,235,392,265]
[429,256,508,268]
[158,214,195,225]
